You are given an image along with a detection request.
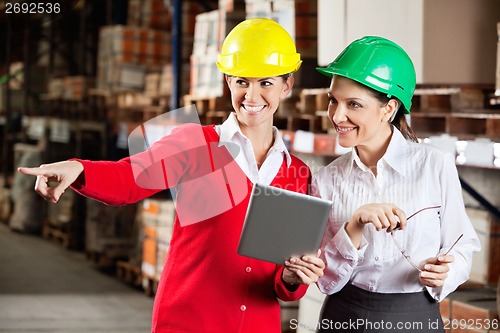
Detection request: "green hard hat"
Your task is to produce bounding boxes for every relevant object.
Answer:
[316,36,416,114]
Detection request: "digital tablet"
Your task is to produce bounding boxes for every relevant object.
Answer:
[237,183,333,265]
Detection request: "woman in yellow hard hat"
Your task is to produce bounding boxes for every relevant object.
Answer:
[311,36,480,332]
[18,18,325,333]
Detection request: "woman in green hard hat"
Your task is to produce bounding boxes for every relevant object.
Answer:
[18,18,325,333]
[312,36,480,332]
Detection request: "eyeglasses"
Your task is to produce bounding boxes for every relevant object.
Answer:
[390,206,463,272]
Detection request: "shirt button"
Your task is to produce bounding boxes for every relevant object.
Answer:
[375,256,379,261]
[245,267,252,273]
[369,286,375,292]
[240,305,246,311]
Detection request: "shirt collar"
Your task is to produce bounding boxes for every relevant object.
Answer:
[218,113,292,167]
[346,127,409,177]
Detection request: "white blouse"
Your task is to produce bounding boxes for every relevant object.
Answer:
[216,112,292,185]
[311,128,481,301]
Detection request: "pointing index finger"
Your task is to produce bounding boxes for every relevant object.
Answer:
[18,167,47,177]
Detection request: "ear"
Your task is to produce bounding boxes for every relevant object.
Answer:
[280,75,294,99]
[382,99,399,122]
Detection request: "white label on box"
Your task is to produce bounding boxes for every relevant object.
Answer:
[464,139,494,167]
[293,130,315,153]
[50,119,71,143]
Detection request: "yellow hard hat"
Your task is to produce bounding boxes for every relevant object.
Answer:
[216,18,302,77]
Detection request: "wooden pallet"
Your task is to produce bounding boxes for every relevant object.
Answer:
[286,114,324,133]
[85,241,133,270]
[297,88,329,114]
[439,287,498,333]
[182,95,232,114]
[315,110,333,132]
[116,261,142,288]
[85,250,117,270]
[410,112,500,139]
[42,220,74,249]
[412,85,495,113]
[142,274,159,297]
[204,111,231,124]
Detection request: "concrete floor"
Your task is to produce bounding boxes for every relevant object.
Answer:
[0,223,153,333]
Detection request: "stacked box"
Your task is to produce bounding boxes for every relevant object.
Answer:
[98,26,171,65]
[158,63,191,97]
[145,65,191,98]
[97,26,181,91]
[62,76,95,101]
[193,10,220,56]
[144,73,161,98]
[467,207,500,286]
[245,0,318,57]
[85,199,137,257]
[191,10,223,98]
[219,0,246,12]
[140,198,176,287]
[440,288,499,333]
[190,54,224,98]
[462,138,495,167]
[49,118,71,143]
[244,1,328,90]
[116,91,152,109]
[47,78,64,99]
[190,9,245,98]
[97,62,146,91]
[496,22,500,95]
[128,0,170,31]
[128,0,205,36]
[450,298,499,332]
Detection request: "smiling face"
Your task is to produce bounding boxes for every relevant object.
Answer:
[327,75,398,153]
[226,75,293,132]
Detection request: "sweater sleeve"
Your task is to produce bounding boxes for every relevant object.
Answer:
[70,123,214,205]
[70,158,160,205]
[273,265,308,301]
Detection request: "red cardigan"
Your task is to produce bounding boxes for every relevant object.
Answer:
[71,125,311,333]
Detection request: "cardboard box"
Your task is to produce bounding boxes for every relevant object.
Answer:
[159,63,191,97]
[141,224,157,279]
[496,22,500,95]
[463,139,495,167]
[47,78,64,99]
[297,284,325,333]
[450,299,498,333]
[98,26,172,65]
[62,76,95,101]
[245,0,318,57]
[140,198,176,283]
[97,61,146,91]
[189,53,224,98]
[85,199,137,254]
[467,208,500,286]
[128,0,204,35]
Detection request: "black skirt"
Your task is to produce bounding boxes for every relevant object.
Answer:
[318,284,444,333]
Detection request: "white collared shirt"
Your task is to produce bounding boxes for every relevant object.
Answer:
[311,127,480,301]
[216,112,291,185]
